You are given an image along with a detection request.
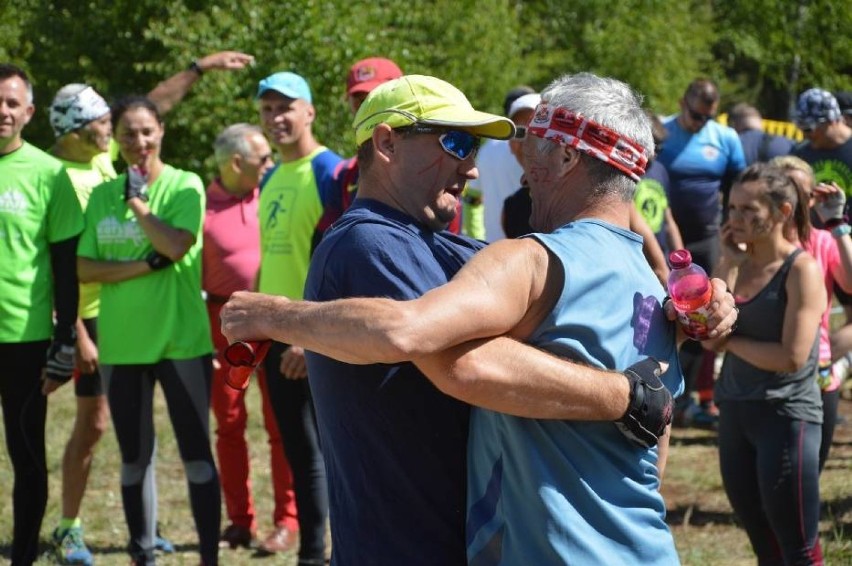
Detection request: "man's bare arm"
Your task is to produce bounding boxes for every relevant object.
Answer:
[147,51,254,115]
[221,238,548,363]
[414,336,631,420]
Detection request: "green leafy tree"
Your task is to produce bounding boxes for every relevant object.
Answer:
[3,0,849,175]
[713,0,852,119]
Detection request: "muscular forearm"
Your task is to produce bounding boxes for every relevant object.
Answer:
[259,296,425,364]
[77,257,150,283]
[223,292,467,364]
[127,199,194,261]
[413,336,630,420]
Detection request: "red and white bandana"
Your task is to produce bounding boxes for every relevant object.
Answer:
[528,103,648,181]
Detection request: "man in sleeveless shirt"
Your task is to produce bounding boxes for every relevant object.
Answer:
[220,73,738,564]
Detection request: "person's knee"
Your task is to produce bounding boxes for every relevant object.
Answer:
[184,459,216,484]
[74,397,110,445]
[121,461,149,486]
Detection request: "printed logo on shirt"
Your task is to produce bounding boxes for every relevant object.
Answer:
[701,145,720,161]
[0,189,28,214]
[813,160,852,196]
[96,215,145,246]
[264,191,296,235]
[634,179,667,233]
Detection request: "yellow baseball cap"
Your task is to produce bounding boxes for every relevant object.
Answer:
[353,75,515,146]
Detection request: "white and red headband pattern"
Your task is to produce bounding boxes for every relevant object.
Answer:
[528,103,648,181]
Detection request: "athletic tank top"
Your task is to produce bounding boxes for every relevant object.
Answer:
[716,249,822,423]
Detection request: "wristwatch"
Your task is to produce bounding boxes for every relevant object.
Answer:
[188,60,204,76]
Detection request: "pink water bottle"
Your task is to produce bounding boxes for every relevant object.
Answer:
[667,249,713,340]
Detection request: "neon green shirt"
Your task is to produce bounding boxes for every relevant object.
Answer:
[57,152,117,319]
[0,142,84,342]
[258,147,342,299]
[78,164,211,364]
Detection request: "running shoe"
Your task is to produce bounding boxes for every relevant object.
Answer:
[53,526,94,566]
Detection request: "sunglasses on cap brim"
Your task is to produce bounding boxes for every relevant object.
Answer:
[397,124,481,160]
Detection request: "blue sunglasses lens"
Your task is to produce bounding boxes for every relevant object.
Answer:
[439,130,480,160]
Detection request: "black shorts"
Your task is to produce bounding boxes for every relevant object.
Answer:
[74,317,103,397]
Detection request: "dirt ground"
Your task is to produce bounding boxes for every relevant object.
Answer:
[663,396,852,565]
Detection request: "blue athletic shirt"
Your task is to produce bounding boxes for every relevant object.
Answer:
[466,219,683,566]
[657,118,746,243]
[304,198,485,566]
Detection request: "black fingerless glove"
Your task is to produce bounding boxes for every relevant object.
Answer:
[146,251,173,271]
[616,358,673,448]
[125,166,149,202]
[45,324,77,384]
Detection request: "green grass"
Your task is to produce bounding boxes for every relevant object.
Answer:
[1,382,851,565]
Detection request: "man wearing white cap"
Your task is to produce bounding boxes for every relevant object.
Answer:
[466,85,535,241]
[220,74,739,564]
[47,50,254,565]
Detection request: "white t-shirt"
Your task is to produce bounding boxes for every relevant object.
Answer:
[469,139,523,242]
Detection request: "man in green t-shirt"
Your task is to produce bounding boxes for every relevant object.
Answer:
[0,63,84,566]
[45,50,256,565]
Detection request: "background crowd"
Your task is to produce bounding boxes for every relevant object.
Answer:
[1,3,851,564]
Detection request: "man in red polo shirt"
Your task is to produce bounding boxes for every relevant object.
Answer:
[203,123,299,553]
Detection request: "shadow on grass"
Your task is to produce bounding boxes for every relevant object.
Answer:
[823,493,852,527]
[669,435,720,448]
[666,505,738,527]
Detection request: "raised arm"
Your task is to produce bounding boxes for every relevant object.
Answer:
[147,51,254,115]
[813,183,852,293]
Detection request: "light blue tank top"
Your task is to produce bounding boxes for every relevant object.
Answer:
[466,219,683,566]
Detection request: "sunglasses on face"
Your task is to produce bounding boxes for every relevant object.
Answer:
[797,121,825,135]
[399,124,481,160]
[685,101,715,123]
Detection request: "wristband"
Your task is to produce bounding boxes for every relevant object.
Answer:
[831,224,851,238]
[188,60,204,76]
[145,251,173,271]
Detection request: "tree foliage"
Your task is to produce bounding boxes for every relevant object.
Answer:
[1,0,848,177]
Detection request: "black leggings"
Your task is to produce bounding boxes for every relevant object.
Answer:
[718,401,823,565]
[264,342,328,564]
[101,356,220,565]
[0,340,49,566]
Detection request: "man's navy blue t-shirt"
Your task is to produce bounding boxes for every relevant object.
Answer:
[738,128,794,165]
[304,199,485,566]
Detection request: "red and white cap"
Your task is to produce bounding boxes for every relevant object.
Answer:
[346,57,403,96]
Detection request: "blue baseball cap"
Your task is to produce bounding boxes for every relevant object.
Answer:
[256,72,312,103]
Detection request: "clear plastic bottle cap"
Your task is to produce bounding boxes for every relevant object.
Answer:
[669,249,693,270]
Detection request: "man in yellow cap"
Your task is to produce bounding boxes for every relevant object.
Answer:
[219,74,742,564]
